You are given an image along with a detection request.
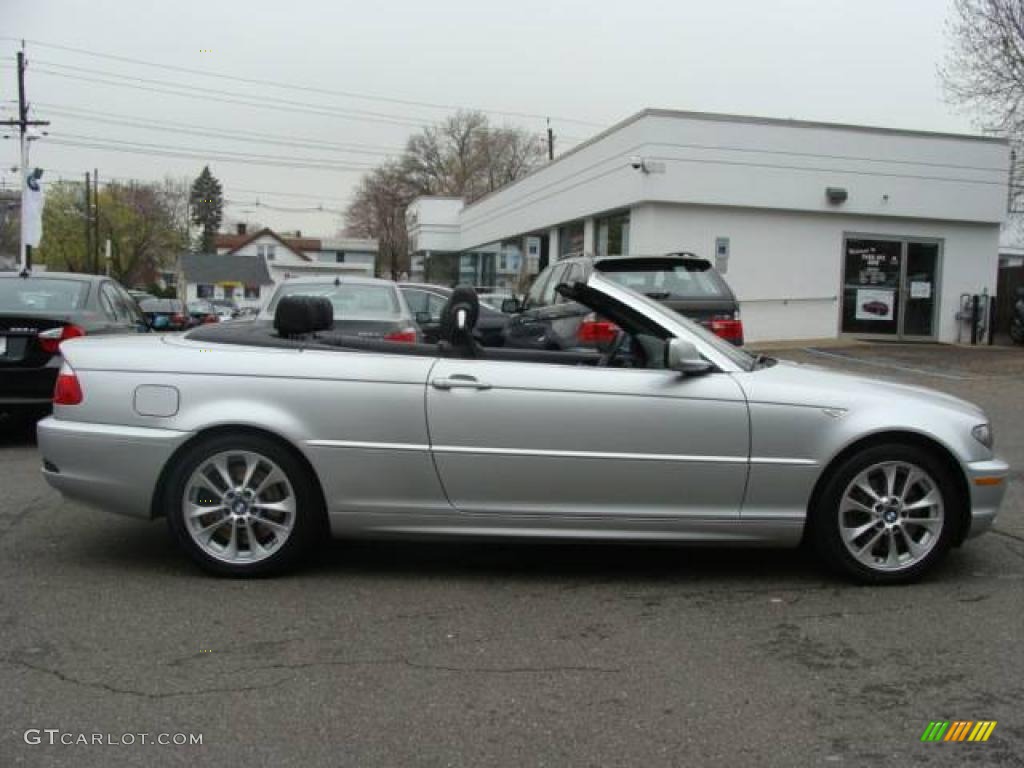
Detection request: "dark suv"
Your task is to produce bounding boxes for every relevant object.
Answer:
[503,253,743,350]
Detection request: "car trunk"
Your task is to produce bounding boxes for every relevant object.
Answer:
[334,318,412,340]
[0,315,68,402]
[0,315,66,367]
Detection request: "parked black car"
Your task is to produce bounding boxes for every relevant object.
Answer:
[0,272,149,416]
[502,254,743,351]
[138,297,189,331]
[399,282,510,346]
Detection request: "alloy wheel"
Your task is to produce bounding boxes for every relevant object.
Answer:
[838,461,944,573]
[182,450,297,564]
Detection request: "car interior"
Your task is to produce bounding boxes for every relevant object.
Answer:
[188,284,674,370]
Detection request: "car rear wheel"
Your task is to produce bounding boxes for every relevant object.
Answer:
[164,433,323,576]
[810,443,961,584]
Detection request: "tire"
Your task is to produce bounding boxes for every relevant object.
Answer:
[809,443,962,585]
[163,432,324,576]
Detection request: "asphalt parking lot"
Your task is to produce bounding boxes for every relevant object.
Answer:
[1,342,1022,767]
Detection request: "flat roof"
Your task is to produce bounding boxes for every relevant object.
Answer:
[463,108,1008,212]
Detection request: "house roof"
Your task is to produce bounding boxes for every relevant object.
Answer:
[214,228,321,259]
[179,253,275,285]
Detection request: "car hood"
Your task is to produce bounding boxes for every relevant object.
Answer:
[737,359,985,419]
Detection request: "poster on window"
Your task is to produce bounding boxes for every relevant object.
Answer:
[855,289,895,321]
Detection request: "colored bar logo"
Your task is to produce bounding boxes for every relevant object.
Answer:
[921,721,997,742]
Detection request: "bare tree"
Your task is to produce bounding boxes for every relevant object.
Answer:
[343,111,546,276]
[400,110,545,203]
[344,162,417,279]
[941,0,1024,136]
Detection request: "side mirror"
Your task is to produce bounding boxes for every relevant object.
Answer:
[501,297,522,314]
[415,310,433,325]
[666,338,713,375]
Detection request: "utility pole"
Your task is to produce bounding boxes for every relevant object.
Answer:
[547,118,554,161]
[93,167,100,274]
[1,47,50,274]
[84,171,93,271]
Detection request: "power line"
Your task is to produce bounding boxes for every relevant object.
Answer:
[50,129,379,168]
[29,66,434,129]
[32,59,440,128]
[43,135,376,172]
[224,199,346,215]
[38,102,405,154]
[38,166,352,204]
[7,37,607,129]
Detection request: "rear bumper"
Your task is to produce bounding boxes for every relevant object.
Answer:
[965,458,1010,539]
[37,417,192,519]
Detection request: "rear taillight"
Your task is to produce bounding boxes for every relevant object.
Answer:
[202,314,218,324]
[172,313,186,325]
[53,363,84,405]
[577,314,619,345]
[384,328,418,343]
[709,316,744,344]
[38,324,86,354]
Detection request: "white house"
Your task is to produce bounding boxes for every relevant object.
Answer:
[215,226,378,281]
[177,226,380,310]
[407,109,1011,344]
[178,252,274,311]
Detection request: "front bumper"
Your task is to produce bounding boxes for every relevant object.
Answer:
[965,458,1010,539]
[37,417,192,519]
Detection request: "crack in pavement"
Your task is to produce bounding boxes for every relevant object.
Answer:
[2,656,291,700]
[0,494,52,542]
[3,654,620,700]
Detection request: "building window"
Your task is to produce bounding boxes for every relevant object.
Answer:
[244,284,260,299]
[266,245,276,261]
[197,284,214,298]
[596,212,630,256]
[222,285,235,300]
[257,245,265,258]
[559,221,584,259]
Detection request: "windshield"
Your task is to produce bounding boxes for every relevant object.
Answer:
[0,278,90,313]
[597,259,728,299]
[269,282,403,320]
[591,274,756,371]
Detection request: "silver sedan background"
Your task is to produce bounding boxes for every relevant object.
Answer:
[36,268,1008,583]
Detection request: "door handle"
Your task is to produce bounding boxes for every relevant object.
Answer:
[431,375,492,391]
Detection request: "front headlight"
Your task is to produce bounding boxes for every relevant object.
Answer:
[972,423,994,450]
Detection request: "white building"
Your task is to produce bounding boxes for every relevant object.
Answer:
[177,226,380,310]
[407,109,1011,343]
[215,226,378,281]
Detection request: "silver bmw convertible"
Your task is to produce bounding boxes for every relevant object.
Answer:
[37,268,1008,583]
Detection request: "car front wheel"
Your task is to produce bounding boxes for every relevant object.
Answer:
[164,433,322,576]
[811,443,962,584]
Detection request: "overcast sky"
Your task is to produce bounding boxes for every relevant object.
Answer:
[2,0,974,237]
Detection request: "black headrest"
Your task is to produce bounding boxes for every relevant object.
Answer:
[274,295,333,337]
[439,285,480,347]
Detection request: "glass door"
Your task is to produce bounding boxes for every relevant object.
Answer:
[901,242,940,339]
[841,237,942,340]
[841,238,902,337]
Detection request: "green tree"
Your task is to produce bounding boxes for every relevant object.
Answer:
[189,165,223,253]
[37,178,188,285]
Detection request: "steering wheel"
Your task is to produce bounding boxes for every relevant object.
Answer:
[598,329,629,367]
